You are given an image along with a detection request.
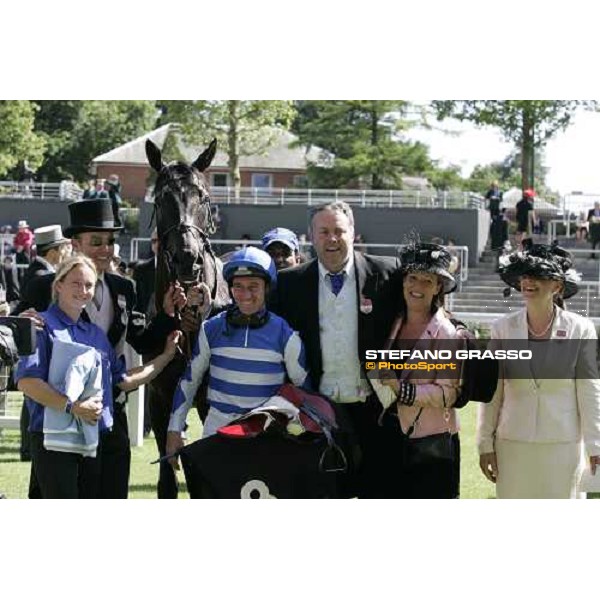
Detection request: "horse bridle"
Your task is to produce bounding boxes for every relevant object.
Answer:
[152,170,219,300]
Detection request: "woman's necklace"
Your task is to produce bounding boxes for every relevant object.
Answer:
[527,306,556,338]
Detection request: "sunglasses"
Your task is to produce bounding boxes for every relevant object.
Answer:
[89,237,117,247]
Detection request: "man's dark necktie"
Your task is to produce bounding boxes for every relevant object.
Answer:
[93,280,104,310]
[328,272,345,296]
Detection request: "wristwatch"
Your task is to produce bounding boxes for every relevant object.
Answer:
[64,399,74,414]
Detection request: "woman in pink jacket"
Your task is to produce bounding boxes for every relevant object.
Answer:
[371,242,468,498]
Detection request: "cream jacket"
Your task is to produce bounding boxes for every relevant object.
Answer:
[477,307,600,456]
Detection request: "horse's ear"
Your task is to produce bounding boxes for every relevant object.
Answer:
[192,138,217,172]
[146,139,165,173]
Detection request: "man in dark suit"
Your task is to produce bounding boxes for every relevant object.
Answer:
[22,225,71,293]
[270,201,400,498]
[15,200,176,498]
[587,202,600,258]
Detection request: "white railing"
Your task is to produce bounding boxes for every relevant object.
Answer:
[0,180,82,201]
[145,186,486,210]
[129,236,468,285]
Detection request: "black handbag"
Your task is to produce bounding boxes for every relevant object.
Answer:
[405,430,453,467]
[404,388,454,467]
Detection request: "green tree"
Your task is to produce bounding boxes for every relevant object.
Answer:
[466,149,549,195]
[33,100,159,182]
[425,163,466,191]
[431,100,597,191]
[292,100,429,189]
[159,101,296,192]
[0,101,45,178]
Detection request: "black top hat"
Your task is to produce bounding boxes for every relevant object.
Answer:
[398,242,457,294]
[64,199,123,238]
[498,239,580,299]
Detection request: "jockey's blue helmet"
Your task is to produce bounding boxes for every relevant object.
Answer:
[223,246,277,287]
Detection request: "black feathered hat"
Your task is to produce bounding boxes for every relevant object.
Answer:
[498,239,580,299]
[398,242,457,294]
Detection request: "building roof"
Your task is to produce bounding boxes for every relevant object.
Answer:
[91,124,333,171]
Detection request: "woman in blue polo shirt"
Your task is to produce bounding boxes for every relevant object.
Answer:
[15,255,180,499]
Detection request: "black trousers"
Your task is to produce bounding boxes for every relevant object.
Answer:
[19,402,31,460]
[368,412,460,499]
[30,432,101,499]
[342,397,385,499]
[148,384,179,499]
[98,405,131,499]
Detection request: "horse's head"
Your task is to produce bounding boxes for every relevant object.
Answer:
[146,138,217,286]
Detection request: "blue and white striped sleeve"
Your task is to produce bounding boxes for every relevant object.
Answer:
[283,329,310,388]
[168,325,211,433]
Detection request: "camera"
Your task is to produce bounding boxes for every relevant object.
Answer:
[0,317,37,365]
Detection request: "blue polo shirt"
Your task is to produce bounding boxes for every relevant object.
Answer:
[14,304,126,432]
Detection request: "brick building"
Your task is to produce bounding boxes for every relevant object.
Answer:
[91,124,333,203]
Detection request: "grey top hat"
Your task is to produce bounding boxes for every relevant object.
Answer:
[34,225,70,250]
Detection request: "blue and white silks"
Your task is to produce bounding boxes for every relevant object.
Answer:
[169,311,309,437]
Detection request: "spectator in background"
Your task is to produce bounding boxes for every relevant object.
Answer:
[576,211,589,242]
[106,174,123,228]
[82,179,97,199]
[84,179,109,200]
[261,227,302,270]
[1,255,19,305]
[59,175,81,201]
[587,202,600,258]
[485,180,503,219]
[22,225,71,291]
[13,220,34,284]
[446,238,461,275]
[515,189,536,248]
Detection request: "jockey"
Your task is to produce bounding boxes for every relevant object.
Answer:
[166,247,310,465]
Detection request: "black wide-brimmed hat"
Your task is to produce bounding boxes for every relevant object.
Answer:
[64,199,123,238]
[498,239,580,299]
[398,242,457,294]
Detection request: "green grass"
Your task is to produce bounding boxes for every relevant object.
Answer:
[0,396,495,499]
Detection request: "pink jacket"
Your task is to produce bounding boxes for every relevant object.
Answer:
[389,308,469,438]
[14,228,34,252]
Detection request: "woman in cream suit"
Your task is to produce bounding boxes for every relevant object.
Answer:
[477,240,600,498]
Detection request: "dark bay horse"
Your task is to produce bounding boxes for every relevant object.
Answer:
[144,138,230,498]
